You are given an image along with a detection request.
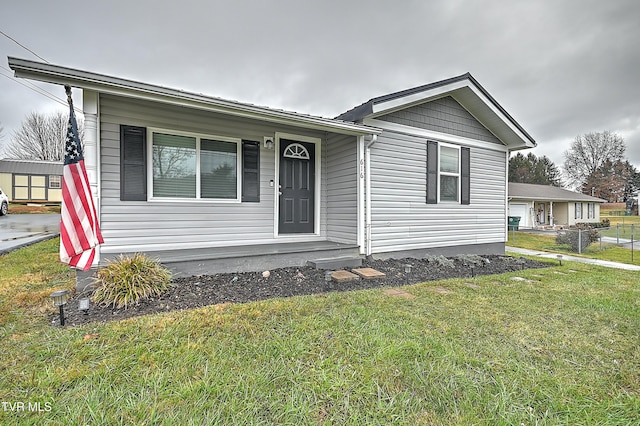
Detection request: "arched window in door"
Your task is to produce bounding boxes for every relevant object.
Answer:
[282,143,310,160]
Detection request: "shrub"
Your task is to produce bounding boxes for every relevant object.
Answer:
[577,221,609,229]
[556,225,600,253]
[92,253,172,309]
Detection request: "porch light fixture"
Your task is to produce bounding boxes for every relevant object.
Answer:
[264,137,274,150]
[404,264,412,274]
[78,297,90,315]
[50,290,69,326]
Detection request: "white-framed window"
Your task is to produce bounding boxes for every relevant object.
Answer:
[575,202,583,219]
[438,143,460,202]
[587,202,595,219]
[149,128,241,201]
[49,175,61,189]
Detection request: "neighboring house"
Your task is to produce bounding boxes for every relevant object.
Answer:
[508,182,605,228]
[0,159,63,203]
[9,57,535,275]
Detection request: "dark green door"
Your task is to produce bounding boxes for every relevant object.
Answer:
[279,139,315,234]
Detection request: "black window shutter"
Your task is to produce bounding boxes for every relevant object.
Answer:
[242,140,260,202]
[120,125,147,201]
[461,147,470,205]
[426,141,438,204]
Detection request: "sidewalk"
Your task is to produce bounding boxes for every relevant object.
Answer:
[505,246,640,271]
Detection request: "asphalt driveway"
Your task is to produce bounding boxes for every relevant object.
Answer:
[0,213,60,254]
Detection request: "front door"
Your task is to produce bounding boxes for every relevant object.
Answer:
[537,203,546,225]
[279,139,315,234]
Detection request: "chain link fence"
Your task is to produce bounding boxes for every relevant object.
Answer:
[510,224,636,262]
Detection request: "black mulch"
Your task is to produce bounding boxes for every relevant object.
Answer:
[56,255,550,327]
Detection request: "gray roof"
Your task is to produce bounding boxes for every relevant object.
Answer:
[509,182,605,202]
[0,159,63,175]
[337,73,536,148]
[8,57,381,137]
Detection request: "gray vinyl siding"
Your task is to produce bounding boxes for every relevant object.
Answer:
[369,130,506,254]
[325,134,358,244]
[378,96,502,144]
[99,94,332,253]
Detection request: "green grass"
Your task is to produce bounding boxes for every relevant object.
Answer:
[0,238,75,326]
[1,239,639,425]
[602,214,640,225]
[509,231,640,266]
[599,224,638,239]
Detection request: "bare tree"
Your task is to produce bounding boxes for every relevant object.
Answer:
[582,160,639,202]
[562,131,626,189]
[1,111,83,161]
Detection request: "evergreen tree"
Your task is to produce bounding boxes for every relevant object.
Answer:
[509,152,561,186]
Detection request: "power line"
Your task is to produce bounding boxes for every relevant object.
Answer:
[0,69,83,114]
[0,29,49,63]
[0,64,65,102]
[0,30,82,112]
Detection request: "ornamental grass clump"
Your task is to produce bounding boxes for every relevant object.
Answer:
[92,253,172,309]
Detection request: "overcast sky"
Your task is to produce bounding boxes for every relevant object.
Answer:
[1,0,639,171]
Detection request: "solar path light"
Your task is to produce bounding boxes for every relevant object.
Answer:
[50,290,69,326]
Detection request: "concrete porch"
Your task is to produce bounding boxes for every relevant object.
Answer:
[103,240,362,278]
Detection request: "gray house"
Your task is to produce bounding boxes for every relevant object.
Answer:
[8,57,535,275]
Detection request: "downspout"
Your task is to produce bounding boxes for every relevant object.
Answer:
[365,134,378,256]
[357,135,365,254]
[505,151,509,243]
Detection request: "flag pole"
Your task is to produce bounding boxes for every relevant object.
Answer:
[64,84,72,104]
[59,84,103,271]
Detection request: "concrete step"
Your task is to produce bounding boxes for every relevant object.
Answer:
[308,256,362,270]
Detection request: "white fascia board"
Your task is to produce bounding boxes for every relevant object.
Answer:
[511,196,605,203]
[363,118,509,153]
[8,57,381,137]
[462,84,536,149]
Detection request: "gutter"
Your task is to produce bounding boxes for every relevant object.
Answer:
[365,134,378,256]
[8,57,382,137]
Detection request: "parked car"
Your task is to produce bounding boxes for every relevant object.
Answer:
[0,187,8,216]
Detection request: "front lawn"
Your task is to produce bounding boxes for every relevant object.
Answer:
[508,230,640,266]
[1,239,638,425]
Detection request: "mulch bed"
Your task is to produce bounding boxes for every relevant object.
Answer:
[56,255,549,327]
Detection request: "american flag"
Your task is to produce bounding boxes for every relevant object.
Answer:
[60,86,103,270]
